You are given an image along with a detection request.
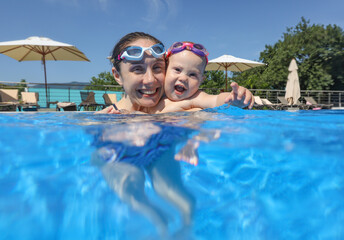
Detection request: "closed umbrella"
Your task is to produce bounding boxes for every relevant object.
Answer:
[0,36,90,107]
[205,54,265,91]
[285,58,300,105]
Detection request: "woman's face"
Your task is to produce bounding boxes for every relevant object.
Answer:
[113,39,166,109]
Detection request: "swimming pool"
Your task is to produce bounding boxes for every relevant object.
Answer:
[1,107,343,240]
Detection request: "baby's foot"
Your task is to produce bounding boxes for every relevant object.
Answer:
[174,140,200,166]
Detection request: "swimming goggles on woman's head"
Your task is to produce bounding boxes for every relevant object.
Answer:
[118,43,165,61]
[165,42,209,63]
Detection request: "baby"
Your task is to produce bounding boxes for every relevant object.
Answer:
[145,41,254,113]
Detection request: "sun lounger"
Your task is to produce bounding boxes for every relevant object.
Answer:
[277,96,300,109]
[277,96,310,110]
[253,96,266,109]
[56,102,77,111]
[254,96,283,110]
[261,98,287,110]
[0,89,20,111]
[20,92,40,111]
[304,97,333,109]
[277,96,293,105]
[78,91,104,111]
[103,93,118,106]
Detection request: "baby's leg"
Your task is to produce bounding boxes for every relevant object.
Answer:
[175,130,221,166]
[146,149,195,226]
[174,140,200,166]
[99,160,168,236]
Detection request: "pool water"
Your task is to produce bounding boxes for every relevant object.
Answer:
[0,107,344,240]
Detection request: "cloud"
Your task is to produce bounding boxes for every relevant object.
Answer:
[164,0,177,18]
[141,0,178,23]
[97,0,108,11]
[141,0,162,22]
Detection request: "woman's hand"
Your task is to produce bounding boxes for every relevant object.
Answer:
[225,82,254,109]
[94,105,121,114]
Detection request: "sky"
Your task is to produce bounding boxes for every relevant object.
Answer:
[1,0,344,84]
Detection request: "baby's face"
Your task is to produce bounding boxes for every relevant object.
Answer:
[165,51,206,101]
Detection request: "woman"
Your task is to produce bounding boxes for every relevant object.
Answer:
[98,32,254,114]
[93,32,253,237]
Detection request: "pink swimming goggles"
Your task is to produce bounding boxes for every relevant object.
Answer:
[165,42,209,63]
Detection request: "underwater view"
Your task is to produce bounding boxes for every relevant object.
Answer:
[0,107,344,240]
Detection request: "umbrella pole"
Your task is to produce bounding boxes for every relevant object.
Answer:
[225,67,228,91]
[43,56,48,108]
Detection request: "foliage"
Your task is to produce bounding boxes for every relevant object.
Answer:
[232,17,344,90]
[85,71,121,91]
[232,67,269,89]
[0,79,27,100]
[200,71,226,94]
[18,79,27,95]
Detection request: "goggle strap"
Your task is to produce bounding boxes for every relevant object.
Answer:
[166,43,209,63]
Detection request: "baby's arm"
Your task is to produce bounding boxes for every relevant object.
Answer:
[155,83,254,113]
[223,82,254,109]
[153,97,201,113]
[190,82,254,109]
[158,88,251,113]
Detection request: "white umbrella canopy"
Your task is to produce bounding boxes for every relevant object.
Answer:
[205,54,266,91]
[0,36,90,107]
[285,58,301,105]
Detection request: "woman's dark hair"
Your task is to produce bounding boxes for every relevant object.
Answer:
[110,32,164,72]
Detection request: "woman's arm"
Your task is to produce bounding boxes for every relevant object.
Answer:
[94,105,121,114]
[94,105,132,114]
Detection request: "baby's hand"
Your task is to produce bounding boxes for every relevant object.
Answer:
[94,105,121,114]
[225,82,254,109]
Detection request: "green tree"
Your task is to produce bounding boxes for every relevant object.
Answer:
[200,71,226,94]
[232,18,344,90]
[18,79,27,99]
[86,71,121,90]
[232,67,269,89]
[0,79,27,99]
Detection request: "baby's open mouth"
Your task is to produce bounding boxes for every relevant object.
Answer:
[175,84,186,94]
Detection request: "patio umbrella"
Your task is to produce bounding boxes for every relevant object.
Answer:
[205,54,265,91]
[285,58,300,105]
[0,36,90,107]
